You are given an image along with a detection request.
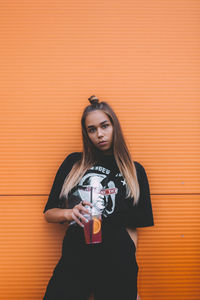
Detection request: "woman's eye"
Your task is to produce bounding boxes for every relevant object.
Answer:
[88,128,95,133]
[102,124,109,128]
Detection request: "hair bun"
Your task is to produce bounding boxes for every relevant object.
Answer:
[88,95,99,105]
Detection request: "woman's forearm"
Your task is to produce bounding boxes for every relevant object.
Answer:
[44,208,73,223]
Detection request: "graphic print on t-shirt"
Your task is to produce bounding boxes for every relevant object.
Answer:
[69,164,125,217]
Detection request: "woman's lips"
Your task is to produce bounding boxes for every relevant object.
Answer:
[98,141,107,146]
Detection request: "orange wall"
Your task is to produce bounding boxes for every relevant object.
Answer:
[0,0,200,299]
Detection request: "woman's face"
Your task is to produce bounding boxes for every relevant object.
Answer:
[85,110,114,155]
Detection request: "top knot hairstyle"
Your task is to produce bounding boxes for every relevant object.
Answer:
[88,95,99,105]
[85,95,111,116]
[59,95,140,206]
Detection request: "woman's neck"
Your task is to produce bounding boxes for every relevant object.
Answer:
[98,150,114,157]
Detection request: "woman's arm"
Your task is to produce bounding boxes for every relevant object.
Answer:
[44,208,73,223]
[44,200,93,226]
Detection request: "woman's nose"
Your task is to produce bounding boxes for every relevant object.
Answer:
[97,128,103,137]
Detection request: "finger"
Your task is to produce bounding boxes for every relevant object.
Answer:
[75,205,90,216]
[82,200,93,207]
[73,208,88,222]
[80,206,92,215]
[76,211,89,224]
[74,204,84,212]
[71,212,84,228]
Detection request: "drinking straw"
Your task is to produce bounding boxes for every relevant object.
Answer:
[90,187,93,243]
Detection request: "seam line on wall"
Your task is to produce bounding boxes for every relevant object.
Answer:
[0,193,199,197]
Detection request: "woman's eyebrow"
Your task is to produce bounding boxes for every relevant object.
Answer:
[87,120,109,128]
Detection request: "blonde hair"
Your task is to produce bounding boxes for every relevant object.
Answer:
[60,96,140,206]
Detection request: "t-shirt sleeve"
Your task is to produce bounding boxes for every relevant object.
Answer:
[108,161,154,228]
[124,161,154,228]
[43,152,81,213]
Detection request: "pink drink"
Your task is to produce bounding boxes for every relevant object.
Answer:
[83,215,102,244]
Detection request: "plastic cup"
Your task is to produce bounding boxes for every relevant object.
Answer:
[83,214,102,244]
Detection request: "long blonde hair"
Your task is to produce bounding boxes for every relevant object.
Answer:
[60,96,140,206]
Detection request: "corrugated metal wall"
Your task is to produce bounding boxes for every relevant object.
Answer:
[0,0,199,299]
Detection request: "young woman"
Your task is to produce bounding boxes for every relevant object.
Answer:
[43,96,154,300]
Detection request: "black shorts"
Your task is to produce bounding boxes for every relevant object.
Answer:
[43,224,138,300]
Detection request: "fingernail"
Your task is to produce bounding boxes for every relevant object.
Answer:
[85,219,89,223]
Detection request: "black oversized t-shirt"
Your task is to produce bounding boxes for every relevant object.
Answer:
[43,152,154,229]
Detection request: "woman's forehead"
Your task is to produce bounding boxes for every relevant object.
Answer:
[85,110,110,126]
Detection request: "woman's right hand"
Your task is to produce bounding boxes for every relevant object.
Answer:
[70,200,93,227]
